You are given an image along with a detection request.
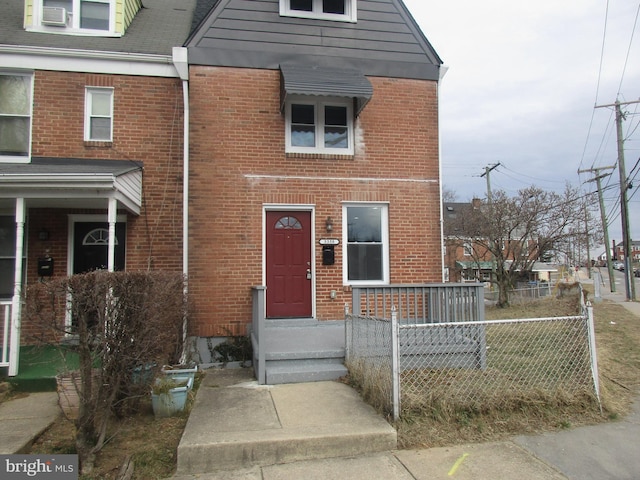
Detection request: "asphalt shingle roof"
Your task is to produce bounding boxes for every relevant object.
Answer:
[0,0,196,56]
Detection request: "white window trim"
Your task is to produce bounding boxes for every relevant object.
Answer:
[30,0,119,37]
[342,203,390,286]
[84,87,114,142]
[285,96,354,155]
[279,0,357,23]
[0,72,33,164]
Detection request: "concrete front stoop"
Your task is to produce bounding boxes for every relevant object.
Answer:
[262,319,347,384]
[175,369,397,475]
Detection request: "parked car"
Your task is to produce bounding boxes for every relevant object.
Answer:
[634,268,640,278]
[612,261,625,271]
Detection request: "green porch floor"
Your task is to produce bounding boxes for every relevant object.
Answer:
[1,345,79,392]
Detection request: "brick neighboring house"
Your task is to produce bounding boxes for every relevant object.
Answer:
[1,0,444,376]
[0,0,194,375]
[184,0,444,348]
[614,240,640,264]
[443,200,552,285]
[443,200,492,283]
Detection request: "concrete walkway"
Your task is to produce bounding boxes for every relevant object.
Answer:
[175,369,397,475]
[0,391,59,454]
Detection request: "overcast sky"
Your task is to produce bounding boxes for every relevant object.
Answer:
[403,0,640,254]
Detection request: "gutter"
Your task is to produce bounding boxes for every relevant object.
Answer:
[0,44,177,77]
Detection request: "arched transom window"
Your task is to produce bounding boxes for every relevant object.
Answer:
[82,228,119,245]
[275,216,302,230]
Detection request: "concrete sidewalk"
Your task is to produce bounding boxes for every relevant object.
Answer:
[0,391,59,454]
[170,373,640,480]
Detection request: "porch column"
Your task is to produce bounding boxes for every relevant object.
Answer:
[8,198,25,376]
[107,198,117,272]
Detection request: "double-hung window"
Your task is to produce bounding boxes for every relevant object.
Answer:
[280,0,357,22]
[0,73,32,162]
[286,98,353,154]
[39,0,112,33]
[85,87,113,142]
[343,204,389,284]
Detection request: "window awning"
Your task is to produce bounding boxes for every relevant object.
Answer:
[280,63,373,115]
[0,157,143,214]
[456,261,496,270]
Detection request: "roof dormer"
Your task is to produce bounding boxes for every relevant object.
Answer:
[25,0,143,37]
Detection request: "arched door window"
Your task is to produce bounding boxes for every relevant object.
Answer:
[82,228,119,246]
[275,216,302,230]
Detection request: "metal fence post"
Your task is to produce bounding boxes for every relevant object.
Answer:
[391,305,400,421]
[586,302,602,412]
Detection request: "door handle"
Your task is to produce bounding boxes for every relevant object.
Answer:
[306,269,312,280]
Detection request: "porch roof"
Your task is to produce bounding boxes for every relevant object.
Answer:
[456,261,495,270]
[0,157,143,214]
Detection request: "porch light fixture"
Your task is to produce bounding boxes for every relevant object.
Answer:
[38,229,49,241]
[325,217,334,232]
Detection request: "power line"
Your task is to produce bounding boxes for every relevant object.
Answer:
[616,1,640,97]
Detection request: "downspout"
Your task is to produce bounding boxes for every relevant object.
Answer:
[172,47,190,362]
[437,65,449,282]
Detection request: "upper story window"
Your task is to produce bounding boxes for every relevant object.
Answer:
[285,97,354,155]
[85,87,113,142]
[34,0,115,35]
[0,73,32,163]
[280,0,357,22]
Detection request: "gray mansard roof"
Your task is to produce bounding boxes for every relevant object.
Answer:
[186,0,442,81]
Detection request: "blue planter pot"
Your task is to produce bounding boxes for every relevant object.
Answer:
[151,376,193,417]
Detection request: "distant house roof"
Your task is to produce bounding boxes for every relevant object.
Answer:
[443,201,483,237]
[0,0,196,56]
[186,0,442,80]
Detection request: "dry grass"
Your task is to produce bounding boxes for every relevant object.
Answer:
[28,377,200,479]
[396,293,640,449]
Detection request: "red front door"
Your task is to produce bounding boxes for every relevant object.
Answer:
[266,211,312,318]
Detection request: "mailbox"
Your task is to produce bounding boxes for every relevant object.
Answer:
[322,245,335,265]
[37,257,54,277]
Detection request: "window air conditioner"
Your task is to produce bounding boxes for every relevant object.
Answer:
[42,7,67,26]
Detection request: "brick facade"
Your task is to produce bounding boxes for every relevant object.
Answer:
[187,66,442,337]
[16,71,184,343]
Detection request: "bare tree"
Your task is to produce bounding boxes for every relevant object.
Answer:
[442,186,458,203]
[448,185,588,307]
[24,271,187,473]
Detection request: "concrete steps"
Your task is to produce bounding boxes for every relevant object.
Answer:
[263,320,347,385]
[176,369,397,475]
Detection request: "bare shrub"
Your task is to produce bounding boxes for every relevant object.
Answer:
[23,270,187,473]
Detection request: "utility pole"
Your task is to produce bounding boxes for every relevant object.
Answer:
[481,163,500,292]
[584,203,592,279]
[595,99,639,301]
[578,165,616,292]
[481,163,500,204]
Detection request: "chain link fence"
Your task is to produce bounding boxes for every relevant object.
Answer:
[346,285,600,421]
